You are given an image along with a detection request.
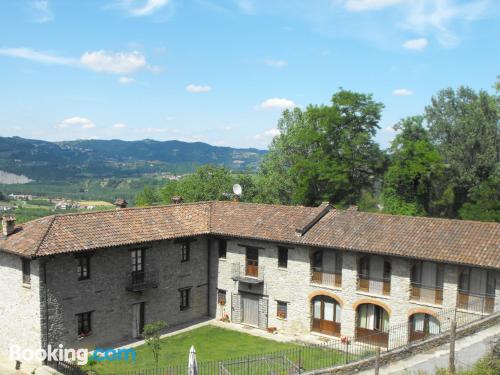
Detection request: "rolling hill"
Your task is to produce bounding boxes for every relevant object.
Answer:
[0,136,266,182]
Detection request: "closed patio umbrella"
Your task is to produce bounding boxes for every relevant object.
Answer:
[188,345,198,375]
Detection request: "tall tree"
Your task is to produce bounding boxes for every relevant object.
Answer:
[425,86,499,215]
[258,89,386,206]
[160,165,233,203]
[382,116,445,216]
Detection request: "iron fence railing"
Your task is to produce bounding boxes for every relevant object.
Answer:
[78,298,493,375]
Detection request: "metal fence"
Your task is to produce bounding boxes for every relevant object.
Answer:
[72,299,492,375]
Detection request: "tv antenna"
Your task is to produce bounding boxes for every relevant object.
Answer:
[232,184,242,198]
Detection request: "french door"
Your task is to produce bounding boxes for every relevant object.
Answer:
[132,302,145,338]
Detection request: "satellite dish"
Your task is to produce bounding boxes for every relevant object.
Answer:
[232,184,242,196]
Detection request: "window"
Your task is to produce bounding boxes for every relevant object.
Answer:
[357,304,389,332]
[218,239,227,259]
[179,288,191,310]
[217,289,226,305]
[278,247,288,268]
[76,311,92,336]
[181,242,190,262]
[76,255,91,280]
[22,258,30,285]
[277,301,287,319]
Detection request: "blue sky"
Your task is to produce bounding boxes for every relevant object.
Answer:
[0,0,498,149]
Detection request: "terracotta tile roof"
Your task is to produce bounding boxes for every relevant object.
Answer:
[1,203,211,257]
[1,201,499,269]
[299,210,500,269]
[209,201,327,243]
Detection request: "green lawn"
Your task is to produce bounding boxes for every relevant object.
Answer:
[83,325,349,374]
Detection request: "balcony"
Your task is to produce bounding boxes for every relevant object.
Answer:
[125,270,159,292]
[358,274,390,296]
[310,267,342,288]
[410,283,443,305]
[457,290,495,314]
[231,263,264,284]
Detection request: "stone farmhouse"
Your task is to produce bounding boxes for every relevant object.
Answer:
[0,201,499,365]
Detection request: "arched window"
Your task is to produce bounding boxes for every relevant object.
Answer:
[311,295,341,336]
[356,303,389,346]
[409,313,440,342]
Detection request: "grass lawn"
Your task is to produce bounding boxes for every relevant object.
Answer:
[83,325,349,374]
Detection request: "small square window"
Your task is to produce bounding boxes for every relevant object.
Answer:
[22,258,31,285]
[76,311,92,336]
[278,247,288,268]
[218,239,227,259]
[180,288,191,310]
[76,256,91,280]
[181,242,190,262]
[277,301,287,319]
[217,289,226,305]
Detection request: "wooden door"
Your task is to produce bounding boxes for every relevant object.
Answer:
[246,247,259,277]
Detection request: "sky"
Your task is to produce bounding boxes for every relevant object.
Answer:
[0,0,498,149]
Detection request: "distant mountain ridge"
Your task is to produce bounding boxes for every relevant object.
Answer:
[0,136,266,181]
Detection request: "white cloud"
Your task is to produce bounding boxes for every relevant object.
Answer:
[236,0,255,14]
[129,0,170,16]
[393,88,413,96]
[345,0,402,12]
[255,128,281,140]
[0,48,75,65]
[258,98,297,110]
[0,47,154,75]
[185,84,212,93]
[119,76,136,84]
[265,59,288,68]
[30,0,54,23]
[113,122,127,129]
[58,117,95,129]
[80,50,147,74]
[403,37,429,50]
[400,1,488,47]
[383,125,401,134]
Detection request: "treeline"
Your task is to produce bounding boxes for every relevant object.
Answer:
[136,81,499,222]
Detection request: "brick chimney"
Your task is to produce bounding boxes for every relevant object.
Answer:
[114,198,128,209]
[171,196,183,204]
[2,215,16,237]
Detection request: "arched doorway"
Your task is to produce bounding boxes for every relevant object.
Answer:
[311,295,341,336]
[409,313,440,342]
[355,303,389,346]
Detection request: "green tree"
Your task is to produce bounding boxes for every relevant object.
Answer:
[382,116,445,216]
[258,89,386,206]
[425,86,499,215]
[161,165,233,203]
[143,320,167,370]
[459,166,500,222]
[135,186,161,206]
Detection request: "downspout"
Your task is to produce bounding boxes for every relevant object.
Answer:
[42,259,49,365]
[206,237,211,317]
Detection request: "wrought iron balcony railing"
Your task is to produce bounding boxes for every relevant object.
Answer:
[457,290,495,315]
[410,282,443,305]
[231,263,264,284]
[125,270,159,292]
[357,274,391,296]
[310,267,342,288]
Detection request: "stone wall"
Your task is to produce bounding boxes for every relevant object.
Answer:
[303,312,500,375]
[43,237,210,352]
[215,237,500,342]
[0,252,42,363]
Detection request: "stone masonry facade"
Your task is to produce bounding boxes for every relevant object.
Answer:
[1,234,499,365]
